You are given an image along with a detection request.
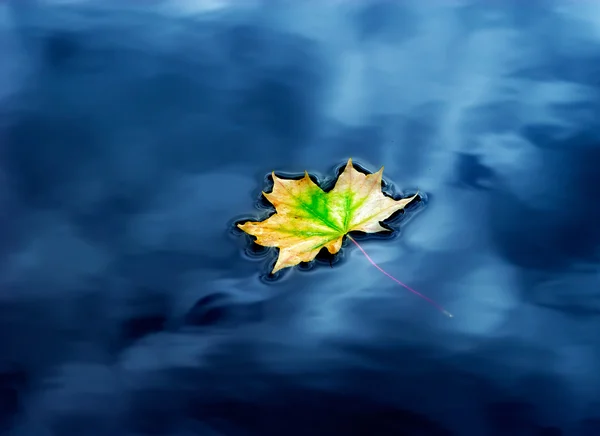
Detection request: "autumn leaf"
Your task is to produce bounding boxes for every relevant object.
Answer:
[238,158,452,317]
[238,158,416,273]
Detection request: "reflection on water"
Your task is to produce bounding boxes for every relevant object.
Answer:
[2,1,600,435]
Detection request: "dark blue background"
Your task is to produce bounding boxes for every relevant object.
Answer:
[1,1,600,435]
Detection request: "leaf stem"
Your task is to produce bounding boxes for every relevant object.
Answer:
[347,235,453,318]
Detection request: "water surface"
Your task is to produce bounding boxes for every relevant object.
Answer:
[1,1,600,435]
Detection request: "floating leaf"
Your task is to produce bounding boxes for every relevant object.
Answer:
[238,158,415,272]
[238,158,452,317]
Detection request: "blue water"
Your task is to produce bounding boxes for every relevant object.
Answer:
[2,1,600,435]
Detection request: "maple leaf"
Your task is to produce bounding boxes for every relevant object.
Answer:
[238,158,417,274]
[238,158,453,317]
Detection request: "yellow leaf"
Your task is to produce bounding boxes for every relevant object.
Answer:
[238,158,417,274]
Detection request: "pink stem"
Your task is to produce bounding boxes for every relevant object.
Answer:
[347,235,453,318]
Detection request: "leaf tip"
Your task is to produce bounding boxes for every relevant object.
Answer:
[271,263,284,274]
[372,166,385,182]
